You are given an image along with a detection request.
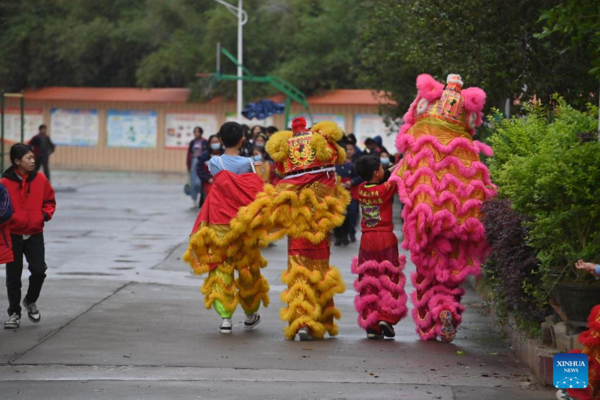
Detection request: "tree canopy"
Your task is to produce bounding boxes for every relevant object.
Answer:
[0,0,598,116]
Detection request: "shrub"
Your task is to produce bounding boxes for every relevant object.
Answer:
[484,97,600,327]
[482,198,548,323]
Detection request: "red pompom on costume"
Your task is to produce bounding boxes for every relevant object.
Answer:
[567,305,600,400]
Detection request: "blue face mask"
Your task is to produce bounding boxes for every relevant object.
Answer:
[210,143,221,151]
[253,155,263,162]
[380,157,390,166]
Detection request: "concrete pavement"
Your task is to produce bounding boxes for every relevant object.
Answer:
[0,171,554,399]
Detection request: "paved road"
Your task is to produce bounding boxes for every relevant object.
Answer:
[0,172,554,399]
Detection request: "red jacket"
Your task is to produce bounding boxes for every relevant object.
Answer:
[1,167,56,236]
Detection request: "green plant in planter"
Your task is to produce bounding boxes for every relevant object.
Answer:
[487,97,600,319]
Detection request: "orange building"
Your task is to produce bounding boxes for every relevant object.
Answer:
[2,88,397,173]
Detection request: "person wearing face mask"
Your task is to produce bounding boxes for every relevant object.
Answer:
[251,147,271,184]
[379,151,392,181]
[196,134,224,207]
[254,133,267,148]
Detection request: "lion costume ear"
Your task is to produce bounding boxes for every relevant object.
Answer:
[312,121,344,142]
[266,131,292,163]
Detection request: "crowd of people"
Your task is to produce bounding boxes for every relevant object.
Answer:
[185,122,403,239]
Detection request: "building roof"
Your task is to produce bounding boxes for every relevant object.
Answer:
[24,87,393,106]
[24,87,192,103]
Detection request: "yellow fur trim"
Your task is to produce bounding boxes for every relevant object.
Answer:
[265,131,292,162]
[334,144,347,164]
[183,178,350,335]
[310,133,334,162]
[312,121,343,141]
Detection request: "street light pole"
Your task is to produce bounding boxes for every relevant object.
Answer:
[237,0,243,122]
[213,0,248,122]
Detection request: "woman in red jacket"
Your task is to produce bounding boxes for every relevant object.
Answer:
[2,144,56,329]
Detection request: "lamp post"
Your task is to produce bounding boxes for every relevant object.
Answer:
[214,0,248,122]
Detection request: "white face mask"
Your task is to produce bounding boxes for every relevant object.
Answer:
[253,155,263,162]
[380,157,390,166]
[210,143,221,151]
[255,142,265,148]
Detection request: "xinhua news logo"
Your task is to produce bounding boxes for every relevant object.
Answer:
[554,353,588,389]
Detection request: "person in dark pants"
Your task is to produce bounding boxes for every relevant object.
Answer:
[28,124,56,183]
[334,143,362,246]
[2,144,56,329]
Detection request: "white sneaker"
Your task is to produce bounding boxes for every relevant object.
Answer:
[22,298,41,323]
[4,313,20,329]
[298,327,312,341]
[219,318,232,334]
[244,313,261,330]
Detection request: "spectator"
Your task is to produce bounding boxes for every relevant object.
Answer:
[28,124,55,183]
[347,133,363,160]
[334,143,362,245]
[576,260,600,277]
[2,144,56,330]
[379,151,392,181]
[364,138,381,156]
[373,135,390,155]
[251,147,271,184]
[265,126,278,140]
[196,134,223,207]
[254,133,267,149]
[186,127,207,208]
[250,125,264,141]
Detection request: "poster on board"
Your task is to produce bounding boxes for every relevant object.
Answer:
[353,114,400,154]
[165,113,218,149]
[106,110,157,148]
[2,108,43,143]
[225,113,274,128]
[50,108,99,146]
[292,113,346,131]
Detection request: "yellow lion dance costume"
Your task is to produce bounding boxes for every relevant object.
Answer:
[184,117,349,340]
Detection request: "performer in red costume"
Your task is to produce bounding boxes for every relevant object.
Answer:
[351,155,407,340]
[185,117,349,341]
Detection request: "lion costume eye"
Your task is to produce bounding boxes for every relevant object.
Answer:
[416,98,429,115]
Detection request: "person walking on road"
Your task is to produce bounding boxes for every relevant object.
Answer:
[186,127,207,208]
[2,144,56,330]
[28,124,55,183]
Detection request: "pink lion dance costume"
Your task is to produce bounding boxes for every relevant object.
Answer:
[390,74,496,342]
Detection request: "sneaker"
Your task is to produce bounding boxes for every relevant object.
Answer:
[297,327,312,341]
[244,313,261,330]
[379,321,395,338]
[366,329,384,340]
[439,310,456,343]
[4,313,20,329]
[22,298,41,323]
[219,318,232,334]
[556,390,575,400]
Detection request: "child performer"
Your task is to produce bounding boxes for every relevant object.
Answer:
[188,122,268,334]
[352,155,407,339]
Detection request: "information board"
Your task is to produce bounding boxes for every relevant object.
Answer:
[50,108,99,146]
[106,110,157,148]
[165,113,218,149]
[2,108,43,143]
